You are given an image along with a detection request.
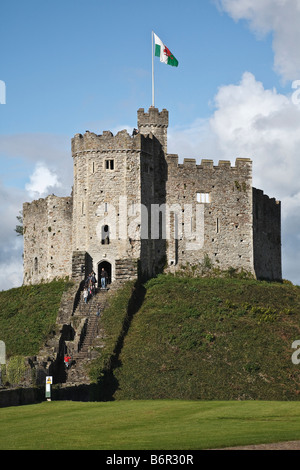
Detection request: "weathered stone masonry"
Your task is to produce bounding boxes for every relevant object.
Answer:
[23,195,73,284]
[23,107,282,284]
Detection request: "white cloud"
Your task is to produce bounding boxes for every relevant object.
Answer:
[209,72,300,199]
[168,118,217,160]
[0,133,73,291]
[0,133,72,197]
[0,182,25,291]
[169,71,300,284]
[25,162,61,199]
[215,0,300,81]
[0,257,23,292]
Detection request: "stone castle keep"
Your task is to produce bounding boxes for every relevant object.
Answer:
[23,107,282,285]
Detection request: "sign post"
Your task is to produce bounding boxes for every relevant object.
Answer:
[45,376,53,401]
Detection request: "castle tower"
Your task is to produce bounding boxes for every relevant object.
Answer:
[22,107,281,286]
[70,109,167,283]
[137,107,169,154]
[70,128,144,283]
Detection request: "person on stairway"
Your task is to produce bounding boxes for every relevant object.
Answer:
[64,354,72,369]
[83,287,88,304]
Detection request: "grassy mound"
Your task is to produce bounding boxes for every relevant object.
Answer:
[0,279,72,357]
[91,274,300,400]
[2,274,300,401]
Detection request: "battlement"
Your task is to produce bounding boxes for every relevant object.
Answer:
[166,155,252,170]
[253,188,281,206]
[137,107,169,128]
[72,107,169,156]
[137,107,169,154]
[71,129,143,155]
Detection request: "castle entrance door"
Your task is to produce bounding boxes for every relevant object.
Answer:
[98,261,112,287]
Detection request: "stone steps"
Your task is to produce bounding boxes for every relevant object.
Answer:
[80,315,99,352]
[63,288,111,385]
[33,278,123,387]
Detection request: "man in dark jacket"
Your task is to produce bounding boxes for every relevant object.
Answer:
[100,268,108,289]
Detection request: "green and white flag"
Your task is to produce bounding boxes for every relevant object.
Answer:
[154,33,178,67]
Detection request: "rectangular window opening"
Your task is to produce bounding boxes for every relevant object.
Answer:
[105,159,114,170]
[197,192,210,203]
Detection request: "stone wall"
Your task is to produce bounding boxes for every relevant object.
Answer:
[165,156,254,275]
[23,198,48,284]
[140,134,168,279]
[71,129,144,282]
[253,188,281,280]
[72,251,87,283]
[23,195,73,285]
[0,387,44,408]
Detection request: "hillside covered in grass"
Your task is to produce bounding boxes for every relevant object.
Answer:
[2,274,300,401]
[90,274,300,401]
[0,280,72,357]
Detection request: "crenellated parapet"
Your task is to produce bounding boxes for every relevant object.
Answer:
[166,155,252,171]
[71,129,143,156]
[138,107,169,153]
[137,107,169,128]
[72,107,169,157]
[253,188,281,206]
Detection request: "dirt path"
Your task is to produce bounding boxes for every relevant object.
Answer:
[216,440,300,450]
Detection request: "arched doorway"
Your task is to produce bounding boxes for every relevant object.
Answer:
[98,260,112,288]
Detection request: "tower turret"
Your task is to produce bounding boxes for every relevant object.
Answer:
[137,107,168,154]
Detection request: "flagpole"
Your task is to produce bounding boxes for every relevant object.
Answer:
[152,30,155,107]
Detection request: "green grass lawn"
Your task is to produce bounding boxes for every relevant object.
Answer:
[1,400,300,450]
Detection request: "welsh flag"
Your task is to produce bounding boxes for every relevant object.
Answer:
[154,33,178,67]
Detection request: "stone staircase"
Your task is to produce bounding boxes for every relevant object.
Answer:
[62,283,122,386]
[31,279,124,387]
[78,315,99,354]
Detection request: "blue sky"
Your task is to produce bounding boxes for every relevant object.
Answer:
[0,0,279,136]
[1,0,300,290]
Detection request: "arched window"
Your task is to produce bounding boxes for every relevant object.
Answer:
[101,225,110,245]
